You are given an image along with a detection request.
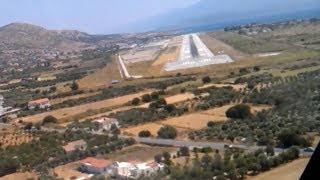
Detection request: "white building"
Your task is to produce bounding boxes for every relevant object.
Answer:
[93,117,119,131]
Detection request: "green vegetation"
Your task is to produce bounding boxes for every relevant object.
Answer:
[157,125,178,139]
[225,104,252,120]
[42,115,58,125]
[138,130,151,137]
[0,130,135,176]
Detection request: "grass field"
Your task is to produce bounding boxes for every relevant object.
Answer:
[54,162,89,180]
[0,132,36,149]
[77,55,122,90]
[139,92,196,108]
[248,158,309,180]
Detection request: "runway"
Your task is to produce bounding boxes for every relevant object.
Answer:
[164,34,233,71]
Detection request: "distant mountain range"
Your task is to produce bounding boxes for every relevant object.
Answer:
[125,0,320,33]
[0,23,122,51]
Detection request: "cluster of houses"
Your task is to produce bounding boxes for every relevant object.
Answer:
[79,157,164,179]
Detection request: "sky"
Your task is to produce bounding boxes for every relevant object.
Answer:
[0,0,319,34]
[0,0,198,34]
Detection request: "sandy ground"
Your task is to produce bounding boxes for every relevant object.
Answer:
[198,83,246,91]
[50,92,100,105]
[248,158,309,180]
[78,56,122,90]
[16,90,153,124]
[54,161,89,180]
[1,172,37,180]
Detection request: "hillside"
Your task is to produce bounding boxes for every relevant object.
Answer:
[0,23,96,51]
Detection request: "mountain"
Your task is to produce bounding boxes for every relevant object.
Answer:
[125,0,320,32]
[0,23,121,51]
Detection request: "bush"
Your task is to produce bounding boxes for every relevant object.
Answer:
[42,115,58,125]
[179,146,190,156]
[70,82,79,91]
[202,76,211,84]
[139,130,151,137]
[141,94,152,102]
[131,98,140,106]
[157,125,177,139]
[207,121,215,127]
[151,92,160,100]
[226,104,252,119]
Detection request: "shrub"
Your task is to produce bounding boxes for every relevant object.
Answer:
[157,125,177,139]
[202,76,211,84]
[139,130,151,137]
[42,115,58,125]
[131,98,140,106]
[226,104,251,119]
[151,92,159,100]
[207,121,215,127]
[70,82,79,91]
[179,146,190,156]
[141,94,152,102]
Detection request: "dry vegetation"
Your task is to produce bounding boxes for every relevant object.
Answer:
[0,132,36,149]
[77,56,122,90]
[54,162,89,180]
[1,172,38,180]
[247,158,309,180]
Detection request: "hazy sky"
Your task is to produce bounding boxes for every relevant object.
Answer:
[0,0,319,34]
[0,0,198,33]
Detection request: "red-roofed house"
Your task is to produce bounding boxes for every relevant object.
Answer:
[93,117,119,131]
[80,157,112,174]
[28,98,51,110]
[62,139,87,154]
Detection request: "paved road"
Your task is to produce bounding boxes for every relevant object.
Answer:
[135,137,313,156]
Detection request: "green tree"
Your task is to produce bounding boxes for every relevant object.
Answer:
[131,97,140,106]
[42,115,58,125]
[179,146,190,156]
[157,125,177,139]
[202,76,211,84]
[138,130,151,137]
[141,94,152,102]
[70,82,79,91]
[226,104,252,119]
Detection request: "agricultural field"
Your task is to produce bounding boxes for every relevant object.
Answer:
[0,132,37,149]
[16,90,153,124]
[122,104,270,138]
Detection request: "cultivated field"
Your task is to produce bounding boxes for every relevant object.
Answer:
[0,132,36,148]
[139,92,195,108]
[198,83,246,91]
[122,104,271,138]
[248,158,309,180]
[16,90,153,124]
[50,91,100,105]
